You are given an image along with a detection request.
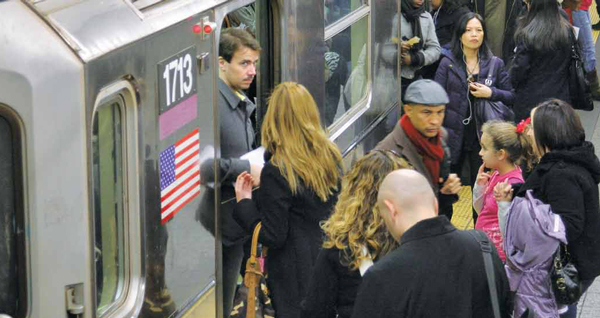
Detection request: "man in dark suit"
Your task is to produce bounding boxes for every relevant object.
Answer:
[351,169,512,318]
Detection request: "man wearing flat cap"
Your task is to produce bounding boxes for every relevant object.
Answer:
[375,79,461,218]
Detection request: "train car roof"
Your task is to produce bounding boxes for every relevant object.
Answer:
[25,0,229,62]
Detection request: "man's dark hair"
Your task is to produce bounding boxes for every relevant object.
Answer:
[219,28,261,62]
[450,12,492,67]
[533,99,585,152]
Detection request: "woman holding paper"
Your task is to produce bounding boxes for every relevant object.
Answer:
[233,82,343,318]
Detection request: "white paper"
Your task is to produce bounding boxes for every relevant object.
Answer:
[240,146,265,167]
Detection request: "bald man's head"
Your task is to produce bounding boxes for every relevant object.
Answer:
[377,170,438,241]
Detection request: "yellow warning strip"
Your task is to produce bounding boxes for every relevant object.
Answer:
[451,186,474,230]
[591,2,600,43]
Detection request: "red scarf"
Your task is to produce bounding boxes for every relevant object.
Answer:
[400,114,444,184]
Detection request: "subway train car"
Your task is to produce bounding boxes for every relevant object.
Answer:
[0,0,400,317]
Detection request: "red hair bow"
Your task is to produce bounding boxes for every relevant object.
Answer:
[516,117,531,134]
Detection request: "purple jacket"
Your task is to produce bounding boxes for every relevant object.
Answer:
[434,50,515,165]
[504,190,567,318]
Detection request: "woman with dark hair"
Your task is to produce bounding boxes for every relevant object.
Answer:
[509,0,573,121]
[434,13,514,222]
[496,99,600,318]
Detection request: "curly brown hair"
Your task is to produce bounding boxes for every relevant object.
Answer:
[321,150,412,270]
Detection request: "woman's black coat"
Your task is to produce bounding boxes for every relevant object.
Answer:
[516,142,600,280]
[234,159,339,318]
[434,50,515,165]
[509,41,571,121]
[300,247,363,318]
[433,5,472,46]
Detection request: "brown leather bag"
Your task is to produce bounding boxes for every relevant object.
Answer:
[230,223,275,318]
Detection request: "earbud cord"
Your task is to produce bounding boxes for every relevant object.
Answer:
[462,49,479,126]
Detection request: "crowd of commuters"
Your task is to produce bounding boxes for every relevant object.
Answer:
[200,0,600,317]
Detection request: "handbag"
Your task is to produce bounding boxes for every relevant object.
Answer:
[568,29,594,111]
[230,222,275,318]
[473,57,515,138]
[550,243,582,305]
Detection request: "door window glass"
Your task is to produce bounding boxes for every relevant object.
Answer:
[325,0,365,26]
[0,115,18,316]
[92,98,127,315]
[323,16,369,126]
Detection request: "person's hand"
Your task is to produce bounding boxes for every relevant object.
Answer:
[476,164,492,186]
[235,171,254,202]
[401,41,412,53]
[440,173,462,195]
[250,164,262,187]
[493,180,513,202]
[469,82,493,98]
[401,52,411,66]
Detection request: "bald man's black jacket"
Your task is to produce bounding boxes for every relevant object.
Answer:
[351,216,513,318]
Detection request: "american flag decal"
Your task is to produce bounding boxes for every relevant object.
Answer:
[159,129,201,224]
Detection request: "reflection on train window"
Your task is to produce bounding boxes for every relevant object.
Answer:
[324,16,368,126]
[92,99,127,315]
[0,115,18,317]
[325,0,365,26]
[224,3,256,37]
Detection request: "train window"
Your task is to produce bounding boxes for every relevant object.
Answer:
[92,97,128,316]
[0,114,19,317]
[325,0,366,26]
[323,16,369,127]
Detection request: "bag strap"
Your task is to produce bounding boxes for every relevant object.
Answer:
[244,222,263,318]
[485,56,497,87]
[569,27,582,60]
[468,230,502,318]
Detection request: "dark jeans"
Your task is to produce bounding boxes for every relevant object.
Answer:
[559,278,596,318]
[223,243,244,318]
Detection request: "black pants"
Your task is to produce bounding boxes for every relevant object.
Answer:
[222,243,244,318]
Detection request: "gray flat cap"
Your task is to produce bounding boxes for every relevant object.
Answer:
[403,79,449,105]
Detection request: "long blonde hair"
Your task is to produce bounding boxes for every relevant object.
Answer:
[322,150,412,270]
[261,82,342,201]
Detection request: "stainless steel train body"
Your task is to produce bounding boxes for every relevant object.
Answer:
[0,0,400,317]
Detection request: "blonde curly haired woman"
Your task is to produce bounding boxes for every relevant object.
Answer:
[300,150,412,318]
[234,82,343,318]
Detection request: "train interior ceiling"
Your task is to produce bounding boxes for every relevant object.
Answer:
[0,0,399,318]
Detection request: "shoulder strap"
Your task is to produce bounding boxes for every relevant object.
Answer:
[245,222,263,318]
[468,230,502,318]
[485,57,497,86]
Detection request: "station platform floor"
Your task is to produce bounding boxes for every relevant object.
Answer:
[450,8,600,316]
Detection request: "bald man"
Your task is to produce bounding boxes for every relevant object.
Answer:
[351,170,512,318]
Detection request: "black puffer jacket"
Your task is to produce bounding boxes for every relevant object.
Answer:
[432,5,472,46]
[516,142,600,280]
[434,50,515,165]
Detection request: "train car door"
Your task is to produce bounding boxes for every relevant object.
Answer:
[85,8,218,318]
